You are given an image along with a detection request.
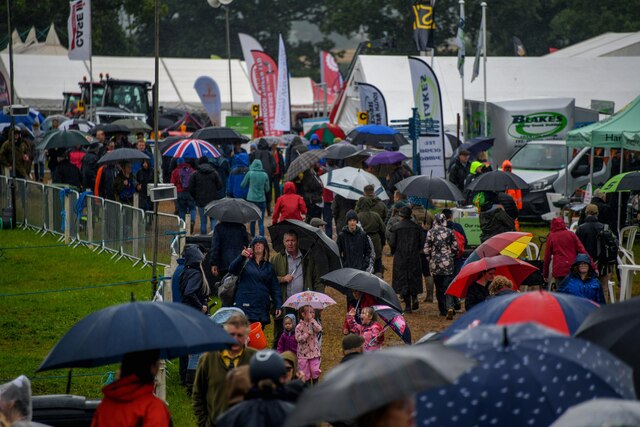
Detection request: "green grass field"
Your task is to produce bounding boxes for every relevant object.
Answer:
[0,229,195,424]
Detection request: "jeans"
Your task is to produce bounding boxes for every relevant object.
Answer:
[177,192,196,224]
[197,207,216,235]
[249,201,266,237]
[434,274,455,315]
[322,202,333,238]
[34,161,45,182]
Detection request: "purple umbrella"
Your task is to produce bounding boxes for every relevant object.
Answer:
[372,305,412,344]
[364,151,408,166]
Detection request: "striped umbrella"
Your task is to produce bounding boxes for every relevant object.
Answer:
[162,138,221,159]
[304,123,346,144]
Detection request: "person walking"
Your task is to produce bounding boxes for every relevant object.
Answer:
[113,162,140,206]
[332,194,356,234]
[189,156,223,235]
[337,210,375,273]
[209,221,250,281]
[576,203,614,294]
[357,197,386,275]
[424,213,459,320]
[250,138,276,214]
[448,149,471,191]
[171,158,197,232]
[389,206,423,312]
[241,159,270,237]
[227,152,250,199]
[295,305,323,385]
[272,182,307,224]
[543,217,590,287]
[355,184,387,221]
[557,254,606,304]
[135,159,154,211]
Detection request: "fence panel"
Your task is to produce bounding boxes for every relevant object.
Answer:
[144,212,183,266]
[25,182,46,230]
[103,200,123,254]
[67,190,80,242]
[0,176,7,211]
[122,205,146,259]
[86,195,104,246]
[15,179,27,226]
[45,186,65,237]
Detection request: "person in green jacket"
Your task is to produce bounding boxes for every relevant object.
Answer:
[192,313,257,427]
[241,159,270,237]
[357,197,386,275]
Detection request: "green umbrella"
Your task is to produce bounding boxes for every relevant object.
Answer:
[112,118,152,134]
[600,171,640,193]
[37,130,95,150]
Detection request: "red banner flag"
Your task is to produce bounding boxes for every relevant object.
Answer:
[320,51,342,105]
[250,50,280,136]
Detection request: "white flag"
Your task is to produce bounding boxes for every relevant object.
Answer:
[67,0,91,60]
[238,33,264,103]
[274,34,291,132]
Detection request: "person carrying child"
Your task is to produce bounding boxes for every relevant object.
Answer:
[295,305,322,384]
[277,314,298,355]
[345,306,384,352]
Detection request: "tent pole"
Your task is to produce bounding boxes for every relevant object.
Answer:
[589,147,594,185]
[565,146,569,197]
[618,147,624,235]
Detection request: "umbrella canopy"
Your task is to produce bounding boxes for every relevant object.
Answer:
[304,123,346,144]
[321,268,402,313]
[394,175,465,201]
[112,118,153,134]
[285,343,475,427]
[90,123,130,136]
[416,323,635,427]
[98,148,150,164]
[162,138,221,159]
[37,130,95,150]
[575,296,640,375]
[323,142,362,160]
[281,134,310,146]
[204,198,262,224]
[446,255,538,298]
[268,219,342,276]
[347,124,409,149]
[210,307,245,325]
[464,232,533,265]
[249,136,282,147]
[42,114,69,131]
[451,136,495,160]
[466,170,530,192]
[283,291,337,310]
[0,122,34,139]
[58,119,95,133]
[284,150,325,181]
[0,112,36,130]
[600,171,640,193]
[191,126,245,145]
[550,399,640,427]
[364,151,407,166]
[320,166,389,201]
[440,291,599,339]
[372,305,411,344]
[157,136,185,154]
[38,302,236,371]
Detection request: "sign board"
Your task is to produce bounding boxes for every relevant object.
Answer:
[590,99,615,115]
[357,111,368,125]
[251,104,260,118]
[225,116,254,138]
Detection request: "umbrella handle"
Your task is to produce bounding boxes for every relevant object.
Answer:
[292,235,320,275]
[368,325,388,347]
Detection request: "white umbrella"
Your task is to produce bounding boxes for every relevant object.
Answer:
[320,166,389,201]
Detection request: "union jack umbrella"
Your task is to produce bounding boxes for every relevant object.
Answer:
[162,138,221,159]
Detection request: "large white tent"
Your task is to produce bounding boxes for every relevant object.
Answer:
[545,32,640,58]
[333,55,640,131]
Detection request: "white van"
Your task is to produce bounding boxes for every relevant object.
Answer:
[509,140,612,220]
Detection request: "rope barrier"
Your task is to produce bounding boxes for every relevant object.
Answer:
[0,277,170,298]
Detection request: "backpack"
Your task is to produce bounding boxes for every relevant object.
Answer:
[179,166,194,190]
[596,227,619,263]
[453,230,465,259]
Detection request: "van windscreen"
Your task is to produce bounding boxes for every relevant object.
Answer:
[510,144,567,170]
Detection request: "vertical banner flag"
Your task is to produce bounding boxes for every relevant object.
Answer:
[67,0,91,60]
[274,34,291,132]
[320,51,343,105]
[194,76,222,126]
[456,5,465,77]
[358,83,388,126]
[250,50,280,136]
[513,36,527,56]
[471,13,485,82]
[409,57,446,177]
[239,33,264,103]
[412,1,435,52]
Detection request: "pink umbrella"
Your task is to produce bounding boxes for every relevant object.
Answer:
[283,291,337,310]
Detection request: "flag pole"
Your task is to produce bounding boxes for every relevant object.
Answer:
[458,0,465,142]
[481,1,487,136]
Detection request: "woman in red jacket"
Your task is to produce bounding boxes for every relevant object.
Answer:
[92,350,171,426]
[272,181,307,224]
[542,217,591,287]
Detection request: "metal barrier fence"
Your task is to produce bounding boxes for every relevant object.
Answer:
[0,175,184,268]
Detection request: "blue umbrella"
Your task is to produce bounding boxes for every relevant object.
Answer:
[417,323,635,427]
[162,138,221,159]
[38,302,236,371]
[347,124,409,149]
[451,136,495,160]
[0,112,35,130]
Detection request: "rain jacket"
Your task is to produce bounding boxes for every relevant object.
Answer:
[81,150,100,190]
[424,223,458,276]
[295,318,322,359]
[52,158,82,189]
[557,254,606,304]
[389,217,424,298]
[227,153,250,199]
[346,315,384,352]
[332,194,356,232]
[271,249,322,301]
[337,224,374,272]
[0,139,31,179]
[209,222,249,275]
[465,282,490,312]
[113,170,138,205]
[448,157,470,191]
[170,162,195,193]
[241,159,270,203]
[250,138,276,176]
[91,374,171,427]
[272,182,307,223]
[479,205,515,242]
[543,217,589,280]
[355,195,387,221]
[356,198,386,259]
[276,329,298,354]
[216,387,295,427]
[188,162,223,208]
[576,215,605,264]
[180,244,210,312]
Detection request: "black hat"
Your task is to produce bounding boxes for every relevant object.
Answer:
[249,350,286,384]
[399,206,413,219]
[346,210,358,222]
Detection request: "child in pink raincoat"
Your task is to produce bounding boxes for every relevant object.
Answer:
[295,305,322,384]
[346,306,384,352]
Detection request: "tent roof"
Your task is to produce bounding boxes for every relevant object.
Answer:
[567,96,640,149]
[290,77,314,109]
[545,32,640,58]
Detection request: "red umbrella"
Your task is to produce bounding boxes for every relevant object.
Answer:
[463,232,533,265]
[446,255,537,298]
[304,123,346,144]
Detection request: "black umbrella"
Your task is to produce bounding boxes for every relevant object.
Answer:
[191,127,245,145]
[38,302,236,371]
[284,343,475,427]
[321,268,402,312]
[324,142,362,160]
[451,136,495,159]
[466,170,529,192]
[36,130,95,150]
[98,148,150,164]
[204,198,262,224]
[90,123,131,136]
[112,118,153,134]
[346,125,409,149]
[394,175,465,201]
[268,219,342,276]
